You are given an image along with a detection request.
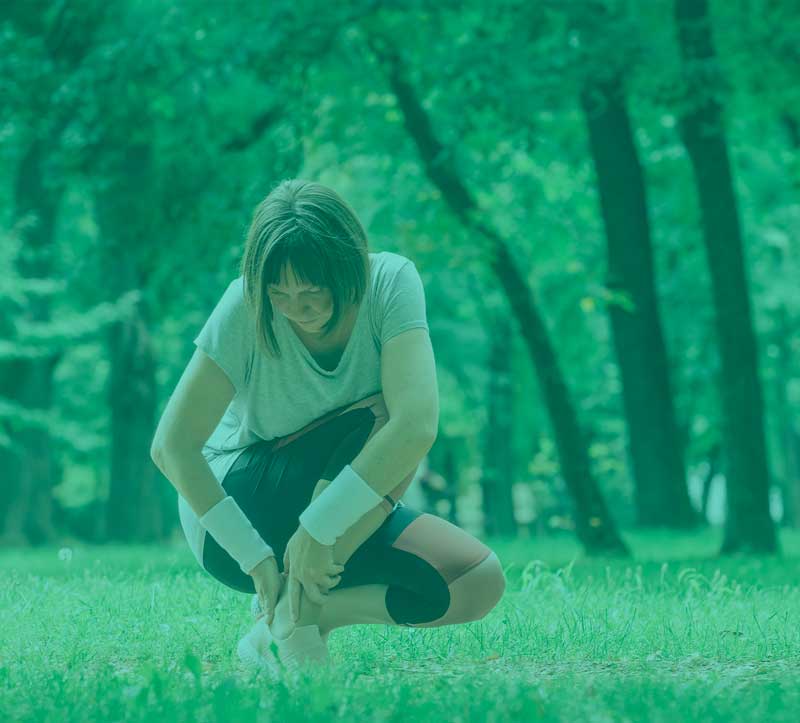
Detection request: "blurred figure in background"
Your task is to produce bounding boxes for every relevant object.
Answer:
[404,454,459,525]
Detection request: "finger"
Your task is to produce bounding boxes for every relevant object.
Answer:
[267,591,278,626]
[290,575,301,622]
[319,574,341,588]
[304,582,328,606]
[260,584,272,606]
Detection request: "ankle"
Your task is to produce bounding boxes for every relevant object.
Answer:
[270,586,322,638]
[296,599,323,628]
[269,590,294,639]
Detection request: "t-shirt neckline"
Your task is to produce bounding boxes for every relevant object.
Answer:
[282,289,368,376]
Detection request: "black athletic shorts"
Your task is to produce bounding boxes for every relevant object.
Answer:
[201,391,495,625]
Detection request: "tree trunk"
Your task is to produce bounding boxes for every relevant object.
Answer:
[442,445,460,526]
[674,0,776,553]
[782,114,800,155]
[106,289,163,542]
[0,428,33,545]
[481,312,517,537]
[788,426,800,529]
[580,73,696,528]
[0,139,63,546]
[701,442,721,521]
[365,34,628,555]
[772,304,799,526]
[95,142,164,543]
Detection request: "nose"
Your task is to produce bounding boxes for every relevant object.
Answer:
[288,301,314,318]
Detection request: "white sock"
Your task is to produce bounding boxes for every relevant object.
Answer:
[271,624,329,671]
[255,595,331,672]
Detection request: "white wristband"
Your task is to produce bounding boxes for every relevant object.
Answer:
[199,496,275,575]
[298,464,384,545]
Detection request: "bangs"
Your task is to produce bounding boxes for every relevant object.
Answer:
[264,234,328,290]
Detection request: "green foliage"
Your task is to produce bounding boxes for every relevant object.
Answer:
[0,226,138,454]
[1,0,798,536]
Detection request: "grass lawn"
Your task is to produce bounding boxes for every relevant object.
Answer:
[2,527,800,722]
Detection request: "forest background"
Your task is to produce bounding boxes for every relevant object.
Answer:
[1,0,799,560]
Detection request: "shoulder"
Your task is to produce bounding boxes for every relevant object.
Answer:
[209,275,252,329]
[371,251,412,272]
[369,252,415,292]
[230,275,245,297]
[225,276,249,312]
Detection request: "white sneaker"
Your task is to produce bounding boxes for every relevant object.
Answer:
[242,594,333,672]
[270,624,330,672]
[235,596,280,676]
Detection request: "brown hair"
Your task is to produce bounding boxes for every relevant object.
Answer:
[239,179,370,358]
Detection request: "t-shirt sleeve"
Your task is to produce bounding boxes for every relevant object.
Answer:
[380,260,430,345]
[193,278,254,394]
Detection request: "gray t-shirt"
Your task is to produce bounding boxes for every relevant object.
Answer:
[177,250,429,567]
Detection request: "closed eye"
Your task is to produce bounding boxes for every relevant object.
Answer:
[270,289,322,296]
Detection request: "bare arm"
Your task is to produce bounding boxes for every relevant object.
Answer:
[150,347,236,517]
[316,322,438,553]
[311,419,433,565]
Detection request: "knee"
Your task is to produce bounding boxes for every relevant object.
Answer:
[461,551,506,622]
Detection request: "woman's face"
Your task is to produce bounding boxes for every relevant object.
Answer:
[267,264,334,333]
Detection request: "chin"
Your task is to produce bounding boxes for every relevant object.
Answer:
[299,317,325,329]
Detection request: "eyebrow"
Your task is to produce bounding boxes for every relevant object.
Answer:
[268,283,321,290]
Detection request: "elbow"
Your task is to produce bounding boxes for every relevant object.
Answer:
[418,427,437,453]
[405,424,437,450]
[386,417,437,455]
[422,411,439,448]
[151,442,204,471]
[150,430,168,465]
[150,440,182,474]
[150,445,166,474]
[424,418,438,444]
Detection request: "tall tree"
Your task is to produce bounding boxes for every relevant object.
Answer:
[580,70,696,528]
[770,303,800,526]
[481,310,517,537]
[7,140,65,544]
[673,0,776,553]
[363,28,628,555]
[0,1,111,544]
[93,139,164,542]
